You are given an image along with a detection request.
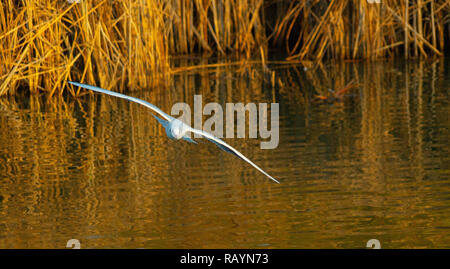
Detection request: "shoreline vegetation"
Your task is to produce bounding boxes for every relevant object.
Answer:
[0,0,449,96]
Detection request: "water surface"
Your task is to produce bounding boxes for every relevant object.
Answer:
[0,59,449,248]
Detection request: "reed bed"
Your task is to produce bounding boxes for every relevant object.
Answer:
[272,0,450,60]
[0,0,449,96]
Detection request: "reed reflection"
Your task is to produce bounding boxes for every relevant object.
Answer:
[0,59,448,248]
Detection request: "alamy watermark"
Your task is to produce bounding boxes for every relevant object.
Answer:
[171,95,279,150]
[366,239,381,249]
[66,239,81,249]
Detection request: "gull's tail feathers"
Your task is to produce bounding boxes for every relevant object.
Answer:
[182,135,197,144]
[152,114,170,129]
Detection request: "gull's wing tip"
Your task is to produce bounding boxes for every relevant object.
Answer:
[67,81,83,88]
[271,177,281,184]
[67,81,89,87]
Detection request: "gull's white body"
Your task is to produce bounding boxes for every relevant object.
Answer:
[68,81,280,184]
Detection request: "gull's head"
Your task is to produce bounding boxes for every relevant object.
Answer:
[168,119,187,140]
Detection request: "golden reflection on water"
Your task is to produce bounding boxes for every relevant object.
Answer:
[0,59,449,248]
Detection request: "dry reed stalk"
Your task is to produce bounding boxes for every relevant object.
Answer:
[405,0,409,58]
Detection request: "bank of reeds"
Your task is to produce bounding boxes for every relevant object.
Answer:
[0,0,449,96]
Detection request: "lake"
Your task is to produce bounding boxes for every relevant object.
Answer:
[0,58,449,248]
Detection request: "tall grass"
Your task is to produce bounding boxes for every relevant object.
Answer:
[0,0,172,96]
[0,0,449,96]
[272,0,449,60]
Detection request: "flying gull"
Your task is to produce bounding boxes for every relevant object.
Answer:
[68,81,280,184]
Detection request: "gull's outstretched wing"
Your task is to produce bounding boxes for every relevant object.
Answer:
[187,127,280,184]
[68,81,173,122]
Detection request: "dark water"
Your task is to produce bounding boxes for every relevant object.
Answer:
[0,59,449,248]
